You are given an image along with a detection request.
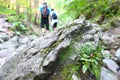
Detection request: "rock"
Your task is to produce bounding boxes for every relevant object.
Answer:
[69,54,77,61]
[110,49,116,54]
[110,19,120,28]
[82,34,94,41]
[72,74,81,80]
[0,33,10,42]
[0,36,19,50]
[0,18,12,28]
[43,38,71,67]
[19,36,29,44]
[0,58,6,68]
[94,34,100,42]
[0,49,17,68]
[114,48,120,63]
[101,33,120,50]
[101,34,115,45]
[103,59,120,75]
[115,48,120,59]
[0,49,11,58]
[102,50,111,59]
[0,18,102,80]
[16,45,27,52]
[88,29,97,35]
[100,67,119,80]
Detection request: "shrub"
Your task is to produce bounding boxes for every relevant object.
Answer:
[65,0,119,20]
[11,21,28,35]
[77,42,103,79]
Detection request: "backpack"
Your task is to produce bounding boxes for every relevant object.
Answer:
[52,12,57,19]
[41,7,49,18]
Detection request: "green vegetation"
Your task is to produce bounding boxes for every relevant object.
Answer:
[11,21,28,35]
[53,41,103,80]
[77,42,103,79]
[53,42,80,80]
[65,0,120,22]
[0,2,15,15]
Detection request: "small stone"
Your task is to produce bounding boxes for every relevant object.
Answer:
[72,74,81,80]
[115,48,120,59]
[102,50,111,59]
[110,49,116,54]
[69,54,77,61]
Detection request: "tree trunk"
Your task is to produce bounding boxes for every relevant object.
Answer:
[16,0,20,15]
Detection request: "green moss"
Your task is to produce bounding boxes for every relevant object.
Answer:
[59,42,75,63]
[52,62,81,80]
[41,40,62,54]
[61,63,80,80]
[51,40,81,80]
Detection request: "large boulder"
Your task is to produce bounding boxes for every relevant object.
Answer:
[0,18,102,80]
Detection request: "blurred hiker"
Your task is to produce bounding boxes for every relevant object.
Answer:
[39,2,51,33]
[50,9,58,31]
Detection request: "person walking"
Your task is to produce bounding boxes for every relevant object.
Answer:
[39,2,51,33]
[50,9,58,31]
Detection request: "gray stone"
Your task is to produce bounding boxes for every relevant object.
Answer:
[19,36,29,44]
[103,59,120,75]
[0,36,19,50]
[115,48,120,59]
[100,67,119,80]
[111,19,120,28]
[88,29,97,35]
[101,34,115,45]
[102,50,111,59]
[72,74,81,80]
[0,58,6,68]
[69,54,77,61]
[0,49,11,58]
[0,33,10,42]
[43,38,70,67]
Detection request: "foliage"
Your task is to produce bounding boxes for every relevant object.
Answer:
[61,63,80,80]
[11,21,28,35]
[53,42,80,80]
[59,42,74,64]
[77,42,103,79]
[7,15,19,23]
[65,0,120,21]
[0,1,15,15]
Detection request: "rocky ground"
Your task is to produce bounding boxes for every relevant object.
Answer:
[100,24,120,80]
[0,15,120,80]
[0,16,38,68]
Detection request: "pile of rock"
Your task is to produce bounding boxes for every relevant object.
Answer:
[100,19,120,80]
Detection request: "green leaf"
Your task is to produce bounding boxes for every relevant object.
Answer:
[82,65,88,73]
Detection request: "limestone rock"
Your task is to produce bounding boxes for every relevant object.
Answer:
[0,18,102,80]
